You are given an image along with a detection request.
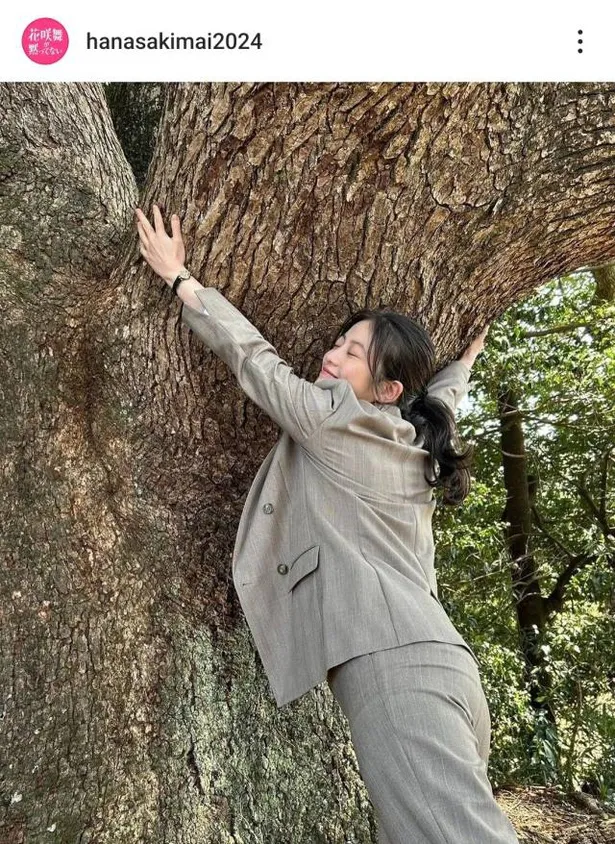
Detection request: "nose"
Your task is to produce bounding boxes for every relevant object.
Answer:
[323,351,338,370]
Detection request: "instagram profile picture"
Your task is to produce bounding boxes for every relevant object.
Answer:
[22,18,69,65]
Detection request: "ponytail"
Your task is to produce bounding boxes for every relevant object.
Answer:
[402,392,474,505]
[328,306,474,504]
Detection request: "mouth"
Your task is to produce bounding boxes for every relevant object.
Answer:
[319,367,336,378]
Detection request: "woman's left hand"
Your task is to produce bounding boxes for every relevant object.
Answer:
[459,324,490,369]
[135,204,186,287]
[467,325,489,356]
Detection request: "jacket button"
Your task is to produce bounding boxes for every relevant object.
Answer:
[277,564,288,575]
[263,503,274,514]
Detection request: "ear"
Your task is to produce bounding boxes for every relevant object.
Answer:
[376,380,404,404]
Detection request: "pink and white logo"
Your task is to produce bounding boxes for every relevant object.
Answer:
[22,18,69,65]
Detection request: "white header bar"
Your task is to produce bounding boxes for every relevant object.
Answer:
[1,2,613,82]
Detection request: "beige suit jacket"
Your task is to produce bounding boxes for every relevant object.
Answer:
[181,287,479,708]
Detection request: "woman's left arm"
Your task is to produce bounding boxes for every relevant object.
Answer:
[425,324,490,412]
[458,325,489,369]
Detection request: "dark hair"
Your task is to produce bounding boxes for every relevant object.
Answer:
[329,308,474,505]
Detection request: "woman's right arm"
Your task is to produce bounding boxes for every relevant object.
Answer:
[175,273,211,314]
[179,284,351,444]
[134,205,350,444]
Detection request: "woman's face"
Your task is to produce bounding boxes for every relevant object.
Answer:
[317,319,386,403]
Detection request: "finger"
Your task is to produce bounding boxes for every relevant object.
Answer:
[153,204,168,237]
[136,219,149,243]
[171,213,182,239]
[135,207,155,239]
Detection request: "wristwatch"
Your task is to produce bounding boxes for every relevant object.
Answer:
[171,267,192,295]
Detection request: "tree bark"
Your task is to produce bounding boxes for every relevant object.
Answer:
[3,80,615,841]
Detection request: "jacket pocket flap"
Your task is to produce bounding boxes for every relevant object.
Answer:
[287,544,320,592]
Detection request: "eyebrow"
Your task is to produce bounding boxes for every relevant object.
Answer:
[338,333,366,353]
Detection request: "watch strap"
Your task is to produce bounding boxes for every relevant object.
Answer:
[172,269,191,295]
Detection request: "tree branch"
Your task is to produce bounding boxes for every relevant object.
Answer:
[521,319,607,338]
[599,447,613,529]
[575,480,604,526]
[532,499,596,616]
[531,505,577,560]
[544,552,596,617]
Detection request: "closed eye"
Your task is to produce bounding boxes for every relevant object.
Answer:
[334,342,357,357]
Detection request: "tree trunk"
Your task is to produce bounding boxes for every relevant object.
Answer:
[498,386,560,781]
[3,81,615,841]
[591,263,615,305]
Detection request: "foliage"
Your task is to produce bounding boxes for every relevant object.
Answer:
[434,271,615,798]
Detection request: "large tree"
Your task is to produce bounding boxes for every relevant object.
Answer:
[1,82,615,843]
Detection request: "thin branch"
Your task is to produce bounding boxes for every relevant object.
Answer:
[499,408,522,419]
[522,414,608,432]
[449,569,509,587]
[576,481,604,525]
[531,505,577,561]
[521,320,604,338]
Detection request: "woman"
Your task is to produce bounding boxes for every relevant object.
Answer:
[135,204,519,843]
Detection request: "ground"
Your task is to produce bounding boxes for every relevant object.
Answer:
[495,785,615,843]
